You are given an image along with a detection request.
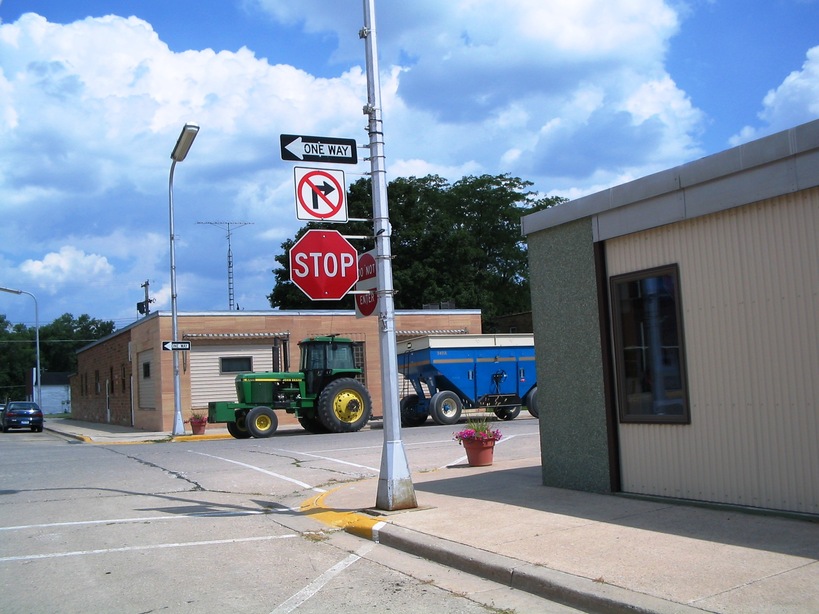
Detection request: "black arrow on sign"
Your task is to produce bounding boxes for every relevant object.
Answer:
[311,181,336,209]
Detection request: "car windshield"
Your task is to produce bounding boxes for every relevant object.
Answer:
[9,402,39,410]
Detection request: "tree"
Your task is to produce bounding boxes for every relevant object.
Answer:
[0,313,115,401]
[268,173,566,320]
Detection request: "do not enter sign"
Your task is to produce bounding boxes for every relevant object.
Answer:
[355,249,378,318]
[290,229,358,301]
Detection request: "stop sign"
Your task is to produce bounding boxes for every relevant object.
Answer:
[289,229,359,300]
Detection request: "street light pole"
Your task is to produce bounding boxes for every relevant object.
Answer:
[0,286,41,407]
[168,123,199,436]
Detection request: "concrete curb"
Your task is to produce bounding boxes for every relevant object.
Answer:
[372,523,703,614]
[43,425,233,444]
[302,490,704,614]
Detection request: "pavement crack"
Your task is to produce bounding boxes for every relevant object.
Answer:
[104,447,204,490]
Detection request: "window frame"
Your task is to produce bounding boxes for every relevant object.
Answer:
[220,356,253,374]
[609,264,690,424]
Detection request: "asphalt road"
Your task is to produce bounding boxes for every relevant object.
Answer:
[0,417,579,613]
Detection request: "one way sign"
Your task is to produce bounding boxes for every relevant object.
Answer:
[280,134,358,165]
[162,340,191,351]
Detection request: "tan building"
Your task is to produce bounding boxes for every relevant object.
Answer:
[523,119,819,515]
[70,309,481,431]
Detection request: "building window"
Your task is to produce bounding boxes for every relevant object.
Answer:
[142,362,151,379]
[220,356,253,373]
[610,264,689,424]
[95,370,100,395]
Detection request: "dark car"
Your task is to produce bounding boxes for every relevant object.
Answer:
[1,401,44,432]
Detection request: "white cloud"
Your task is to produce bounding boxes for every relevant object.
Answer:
[3,2,815,323]
[730,45,819,145]
[20,246,114,290]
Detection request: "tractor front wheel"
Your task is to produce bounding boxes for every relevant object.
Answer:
[227,419,251,439]
[317,378,372,433]
[246,406,278,438]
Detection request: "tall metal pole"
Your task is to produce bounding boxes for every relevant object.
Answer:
[168,158,185,435]
[168,123,199,436]
[0,286,40,407]
[361,0,417,510]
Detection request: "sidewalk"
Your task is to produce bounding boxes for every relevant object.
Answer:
[44,419,819,613]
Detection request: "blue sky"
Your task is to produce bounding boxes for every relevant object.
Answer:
[0,0,817,329]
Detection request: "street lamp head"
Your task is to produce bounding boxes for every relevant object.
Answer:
[170,123,199,162]
[0,286,23,295]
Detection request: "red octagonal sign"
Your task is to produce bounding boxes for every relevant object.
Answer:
[289,229,359,300]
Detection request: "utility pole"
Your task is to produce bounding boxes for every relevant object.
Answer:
[361,0,417,511]
[198,221,254,310]
[137,280,155,316]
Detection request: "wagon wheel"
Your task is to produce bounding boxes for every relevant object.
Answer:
[400,394,428,427]
[494,405,521,421]
[429,390,462,425]
[317,378,372,433]
[246,406,278,438]
[524,387,539,419]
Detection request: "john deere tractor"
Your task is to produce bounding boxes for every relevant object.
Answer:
[207,336,372,438]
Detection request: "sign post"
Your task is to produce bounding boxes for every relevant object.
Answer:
[289,229,359,301]
[361,0,417,511]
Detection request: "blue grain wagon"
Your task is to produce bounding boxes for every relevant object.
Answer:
[397,334,539,427]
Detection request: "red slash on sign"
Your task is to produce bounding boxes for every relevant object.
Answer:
[294,167,347,222]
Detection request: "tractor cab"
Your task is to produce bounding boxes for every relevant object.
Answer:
[299,336,360,396]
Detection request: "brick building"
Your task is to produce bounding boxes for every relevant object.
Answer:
[70,309,481,431]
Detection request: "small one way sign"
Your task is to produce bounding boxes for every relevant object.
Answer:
[280,134,358,165]
[162,340,191,351]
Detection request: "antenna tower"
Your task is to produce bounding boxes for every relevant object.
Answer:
[197,221,254,310]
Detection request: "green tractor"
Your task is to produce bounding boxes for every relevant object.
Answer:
[207,336,372,438]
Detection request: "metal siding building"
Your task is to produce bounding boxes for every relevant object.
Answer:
[523,120,819,515]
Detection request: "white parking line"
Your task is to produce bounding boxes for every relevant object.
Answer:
[274,448,379,473]
[271,544,374,614]
[0,534,297,563]
[192,451,326,492]
[0,510,265,532]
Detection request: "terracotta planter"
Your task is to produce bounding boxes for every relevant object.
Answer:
[462,439,495,466]
[190,421,207,435]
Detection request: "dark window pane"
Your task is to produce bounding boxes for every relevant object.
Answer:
[220,357,252,373]
[611,265,689,424]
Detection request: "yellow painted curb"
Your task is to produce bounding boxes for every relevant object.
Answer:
[300,488,386,540]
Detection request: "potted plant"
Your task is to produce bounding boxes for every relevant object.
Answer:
[185,410,208,435]
[453,416,502,466]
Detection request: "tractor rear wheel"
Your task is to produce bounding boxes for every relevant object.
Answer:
[298,413,330,434]
[246,406,278,438]
[429,390,462,425]
[317,378,372,433]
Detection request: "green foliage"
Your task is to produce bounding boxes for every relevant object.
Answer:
[268,173,566,319]
[0,313,115,401]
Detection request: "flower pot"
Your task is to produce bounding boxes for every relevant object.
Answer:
[190,421,207,435]
[462,439,495,466]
